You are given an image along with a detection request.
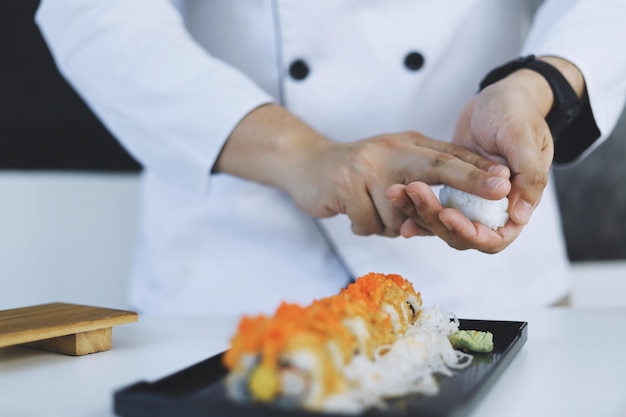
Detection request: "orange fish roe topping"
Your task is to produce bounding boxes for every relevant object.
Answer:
[224,314,272,369]
[224,273,421,372]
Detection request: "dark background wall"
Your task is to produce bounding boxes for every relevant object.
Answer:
[0,0,140,172]
[554,111,626,261]
[2,0,625,262]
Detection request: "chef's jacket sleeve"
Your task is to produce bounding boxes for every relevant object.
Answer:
[35,0,274,194]
[522,0,626,165]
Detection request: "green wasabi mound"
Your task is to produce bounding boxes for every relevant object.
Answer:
[449,330,494,353]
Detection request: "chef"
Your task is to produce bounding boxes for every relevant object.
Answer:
[35,0,626,315]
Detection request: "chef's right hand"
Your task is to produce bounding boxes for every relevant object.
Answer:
[288,131,511,237]
[215,104,510,238]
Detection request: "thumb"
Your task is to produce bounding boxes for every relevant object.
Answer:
[506,130,553,225]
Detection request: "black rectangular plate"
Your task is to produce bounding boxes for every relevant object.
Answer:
[114,319,527,417]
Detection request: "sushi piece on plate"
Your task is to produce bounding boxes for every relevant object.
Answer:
[223,272,472,414]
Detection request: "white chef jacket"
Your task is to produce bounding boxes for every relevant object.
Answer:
[36,0,626,316]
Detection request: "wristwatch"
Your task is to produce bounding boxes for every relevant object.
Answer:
[478,55,582,141]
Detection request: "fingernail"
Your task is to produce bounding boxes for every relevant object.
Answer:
[440,218,454,232]
[488,165,509,176]
[514,200,534,224]
[407,192,422,206]
[486,176,506,190]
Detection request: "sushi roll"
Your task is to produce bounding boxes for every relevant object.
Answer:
[223,273,422,411]
[439,185,509,229]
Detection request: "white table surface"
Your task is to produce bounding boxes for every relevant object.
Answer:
[1,308,625,417]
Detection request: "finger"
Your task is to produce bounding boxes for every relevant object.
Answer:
[504,126,553,225]
[404,182,456,238]
[443,142,511,177]
[385,184,417,219]
[399,218,434,238]
[410,133,511,176]
[386,183,437,238]
[401,148,511,201]
[365,182,410,237]
[345,187,385,236]
[439,209,523,253]
[406,182,477,250]
[437,208,478,240]
[372,198,406,237]
[406,182,521,253]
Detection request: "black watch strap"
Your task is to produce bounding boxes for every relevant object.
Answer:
[479,55,582,141]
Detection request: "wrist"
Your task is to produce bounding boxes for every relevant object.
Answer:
[479,55,584,140]
[505,67,554,117]
[215,104,333,193]
[536,56,585,99]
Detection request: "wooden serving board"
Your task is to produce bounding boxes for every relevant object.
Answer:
[0,302,138,356]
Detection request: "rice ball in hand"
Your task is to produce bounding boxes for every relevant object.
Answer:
[438,186,509,230]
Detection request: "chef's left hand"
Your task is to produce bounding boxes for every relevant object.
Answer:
[386,56,585,253]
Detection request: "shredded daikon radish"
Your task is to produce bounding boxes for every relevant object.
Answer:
[322,305,473,414]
